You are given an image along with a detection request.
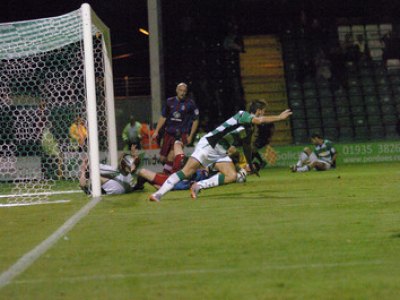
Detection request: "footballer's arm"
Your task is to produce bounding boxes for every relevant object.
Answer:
[252,109,292,125]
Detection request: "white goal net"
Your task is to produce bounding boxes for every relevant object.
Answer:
[0,4,117,206]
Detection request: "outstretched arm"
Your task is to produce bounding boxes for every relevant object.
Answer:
[252,109,292,125]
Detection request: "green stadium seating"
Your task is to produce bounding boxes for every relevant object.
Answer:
[323,127,339,140]
[339,127,354,141]
[354,126,370,140]
[370,126,385,139]
[365,105,381,115]
[368,115,383,127]
[351,105,365,116]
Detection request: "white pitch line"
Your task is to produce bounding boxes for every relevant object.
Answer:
[0,196,102,290]
[11,260,386,285]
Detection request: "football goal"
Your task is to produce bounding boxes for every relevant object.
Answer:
[0,4,117,206]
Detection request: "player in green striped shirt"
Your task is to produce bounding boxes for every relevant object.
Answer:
[291,133,337,172]
[149,100,292,202]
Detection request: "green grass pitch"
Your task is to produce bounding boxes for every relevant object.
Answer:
[1,162,400,299]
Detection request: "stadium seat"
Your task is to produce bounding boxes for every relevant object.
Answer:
[303,88,317,98]
[291,108,306,119]
[339,127,354,141]
[336,105,351,117]
[345,61,358,74]
[349,95,364,106]
[368,115,383,127]
[307,118,322,128]
[375,75,389,86]
[293,128,309,144]
[347,77,360,88]
[353,116,367,127]
[290,98,305,109]
[381,104,395,115]
[354,126,370,141]
[335,95,350,107]
[333,87,347,97]
[396,103,400,113]
[391,85,400,95]
[288,88,303,99]
[384,125,399,138]
[306,107,320,118]
[318,88,332,98]
[389,75,400,86]
[316,78,330,88]
[370,126,385,139]
[338,117,352,127]
[323,127,339,140]
[359,68,374,77]
[362,85,376,96]
[351,105,365,116]
[377,85,392,95]
[291,118,307,129]
[321,106,335,118]
[379,95,393,105]
[348,87,362,96]
[361,75,375,86]
[364,95,379,105]
[304,97,318,108]
[366,105,381,115]
[319,96,334,108]
[303,79,316,90]
[322,117,337,128]
[382,114,398,126]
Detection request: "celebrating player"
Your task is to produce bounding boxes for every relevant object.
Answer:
[149,99,292,202]
[290,133,337,172]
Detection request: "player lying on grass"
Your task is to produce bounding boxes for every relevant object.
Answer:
[290,133,337,172]
[79,145,140,195]
[134,140,249,191]
[149,99,292,202]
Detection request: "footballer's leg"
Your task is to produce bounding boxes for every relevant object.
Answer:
[292,147,312,172]
[150,157,200,202]
[190,161,237,198]
[134,169,156,191]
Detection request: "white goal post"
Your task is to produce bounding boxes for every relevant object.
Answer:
[0,3,117,206]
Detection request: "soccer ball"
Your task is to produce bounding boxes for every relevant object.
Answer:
[236,168,247,183]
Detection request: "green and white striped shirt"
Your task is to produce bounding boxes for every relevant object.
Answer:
[314,139,336,164]
[205,111,254,150]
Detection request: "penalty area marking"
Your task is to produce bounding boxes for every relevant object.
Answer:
[11,260,386,285]
[0,196,102,290]
[0,200,70,208]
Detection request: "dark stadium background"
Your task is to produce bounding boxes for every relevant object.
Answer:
[2,0,400,128]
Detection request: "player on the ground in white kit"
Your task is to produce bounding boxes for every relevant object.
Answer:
[290,133,337,172]
[79,145,140,195]
[148,99,292,202]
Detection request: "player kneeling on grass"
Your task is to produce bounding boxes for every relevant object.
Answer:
[290,133,337,172]
[149,100,292,202]
[79,145,140,195]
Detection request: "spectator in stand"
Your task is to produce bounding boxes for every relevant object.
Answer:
[152,82,199,173]
[328,41,347,90]
[122,115,142,151]
[140,121,159,150]
[354,34,370,61]
[315,48,332,82]
[69,115,87,152]
[342,33,361,62]
[382,30,400,61]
